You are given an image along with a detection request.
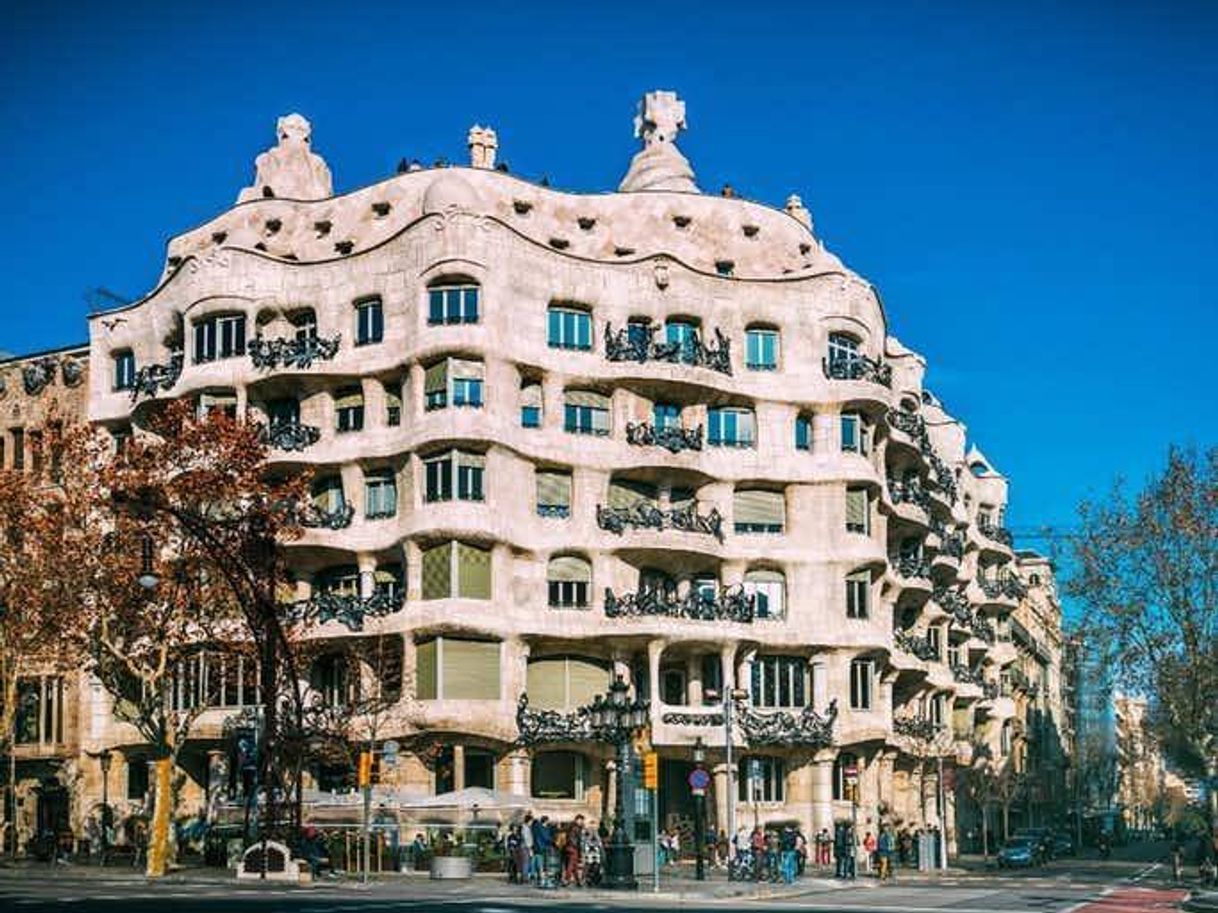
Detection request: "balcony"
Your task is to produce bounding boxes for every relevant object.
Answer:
[659,707,726,727]
[249,334,341,370]
[932,586,971,625]
[978,517,1014,547]
[951,664,986,686]
[624,421,704,453]
[735,699,837,748]
[130,352,184,401]
[822,354,892,387]
[892,553,932,579]
[260,420,322,452]
[887,476,932,513]
[893,715,941,742]
[604,321,731,375]
[296,501,355,530]
[283,588,404,631]
[596,501,725,542]
[926,453,959,504]
[894,629,939,661]
[603,585,755,624]
[515,695,595,745]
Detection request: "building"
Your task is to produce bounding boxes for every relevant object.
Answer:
[2,92,1065,858]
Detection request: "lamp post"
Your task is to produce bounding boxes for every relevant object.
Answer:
[692,736,707,881]
[590,675,648,890]
[98,749,112,865]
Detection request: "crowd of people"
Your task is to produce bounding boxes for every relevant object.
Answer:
[504,813,605,887]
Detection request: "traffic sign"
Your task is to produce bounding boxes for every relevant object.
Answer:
[688,768,711,791]
[844,764,859,783]
[643,751,659,789]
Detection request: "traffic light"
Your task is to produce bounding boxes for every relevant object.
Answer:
[357,751,373,787]
[643,751,659,790]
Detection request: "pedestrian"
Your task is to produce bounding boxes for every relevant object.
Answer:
[506,824,524,884]
[780,826,798,884]
[818,827,831,866]
[521,813,536,884]
[751,826,766,880]
[532,815,554,886]
[764,830,780,882]
[1171,840,1184,884]
[582,821,603,887]
[562,816,584,886]
[863,830,876,874]
[795,827,807,876]
[845,825,858,880]
[878,827,894,882]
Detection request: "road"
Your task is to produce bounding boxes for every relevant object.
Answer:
[0,857,1194,912]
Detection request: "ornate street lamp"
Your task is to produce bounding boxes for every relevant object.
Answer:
[137,535,160,591]
[98,749,113,865]
[692,736,707,881]
[595,675,649,891]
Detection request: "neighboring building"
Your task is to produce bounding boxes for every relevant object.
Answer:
[1066,635,1120,840]
[3,92,1067,857]
[1114,695,1163,833]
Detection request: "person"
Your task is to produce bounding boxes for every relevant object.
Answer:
[532,815,554,886]
[795,827,808,876]
[844,825,858,880]
[833,824,846,878]
[898,828,912,867]
[521,814,536,884]
[1098,831,1111,860]
[764,830,780,882]
[817,827,831,866]
[506,824,524,884]
[780,826,798,884]
[669,827,681,865]
[408,832,428,871]
[750,826,766,880]
[1171,840,1184,884]
[582,822,603,887]
[878,827,894,882]
[562,816,584,886]
[299,825,331,878]
[715,829,730,869]
[863,831,876,874]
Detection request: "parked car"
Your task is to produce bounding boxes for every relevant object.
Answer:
[1014,827,1054,862]
[1051,831,1076,857]
[997,836,1041,868]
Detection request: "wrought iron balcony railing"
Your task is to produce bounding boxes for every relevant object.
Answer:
[660,709,726,727]
[887,408,926,441]
[1002,576,1028,599]
[893,715,941,742]
[604,322,732,375]
[1008,666,1034,693]
[894,629,940,661]
[892,553,932,579]
[734,699,837,748]
[596,501,725,542]
[260,420,322,452]
[283,588,404,632]
[887,476,932,512]
[932,586,971,624]
[624,421,704,453]
[603,585,755,624]
[515,693,651,746]
[978,517,1014,547]
[886,408,958,505]
[296,501,355,530]
[970,615,996,644]
[823,354,892,387]
[130,352,184,401]
[951,664,985,686]
[249,334,341,370]
[927,453,959,504]
[982,681,1000,700]
[978,578,1007,600]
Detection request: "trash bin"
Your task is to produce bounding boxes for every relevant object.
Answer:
[917,833,933,872]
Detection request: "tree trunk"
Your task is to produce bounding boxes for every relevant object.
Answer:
[146,757,173,878]
[1002,802,1010,841]
[981,804,989,856]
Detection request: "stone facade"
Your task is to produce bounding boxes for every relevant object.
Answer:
[2,91,1068,857]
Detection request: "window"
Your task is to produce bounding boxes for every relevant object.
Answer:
[665,318,699,361]
[849,658,874,710]
[290,309,318,340]
[653,402,681,430]
[113,350,136,390]
[428,283,479,325]
[266,396,299,427]
[547,305,592,350]
[521,382,543,428]
[127,757,150,801]
[199,390,238,419]
[335,387,365,432]
[425,358,484,410]
[833,752,859,801]
[111,426,132,458]
[420,540,492,600]
[661,667,687,705]
[424,451,485,502]
[751,655,807,708]
[10,429,22,471]
[930,693,946,728]
[364,469,398,519]
[547,555,591,607]
[845,487,870,534]
[607,478,659,512]
[840,413,869,454]
[743,569,786,620]
[311,654,358,707]
[464,748,495,789]
[531,751,590,800]
[627,318,651,351]
[738,756,785,803]
[745,327,779,370]
[355,298,384,345]
[927,625,942,660]
[453,374,482,407]
[193,313,247,363]
[415,636,500,700]
[535,468,573,518]
[1000,719,1012,756]
[526,656,608,710]
[795,414,812,451]
[564,390,610,435]
[845,571,869,619]
[734,489,785,534]
[385,383,403,426]
[14,677,64,746]
[827,332,859,369]
[707,406,756,448]
[318,565,361,597]
[948,644,962,668]
[312,475,345,513]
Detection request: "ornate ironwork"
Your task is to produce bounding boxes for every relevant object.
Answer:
[982,681,1000,700]
[822,354,892,387]
[603,585,755,624]
[536,504,570,519]
[21,357,59,396]
[735,699,838,748]
[284,588,404,632]
[1001,575,1028,599]
[249,334,341,370]
[660,711,725,727]
[970,615,996,644]
[978,517,1014,547]
[260,420,322,452]
[130,352,184,401]
[893,553,931,579]
[894,629,939,661]
[951,664,985,686]
[604,321,732,375]
[888,476,932,512]
[515,694,595,746]
[1007,666,1033,693]
[596,501,724,542]
[927,453,958,504]
[887,408,925,440]
[893,715,940,742]
[296,501,355,530]
[978,578,1006,600]
[941,532,965,559]
[932,586,972,625]
[886,408,957,504]
[624,421,703,453]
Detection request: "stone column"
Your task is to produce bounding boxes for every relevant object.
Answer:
[362,376,386,429]
[787,756,815,835]
[408,363,425,421]
[811,756,834,837]
[647,639,666,723]
[453,745,466,791]
[541,374,564,431]
[505,748,530,797]
[686,655,702,706]
[713,762,733,837]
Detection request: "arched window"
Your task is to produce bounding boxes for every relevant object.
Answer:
[547,555,592,608]
[526,655,608,710]
[289,308,318,340]
[428,278,480,325]
[827,331,860,369]
[795,412,813,451]
[833,752,859,801]
[743,569,786,620]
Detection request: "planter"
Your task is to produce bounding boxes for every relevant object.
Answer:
[430,855,474,880]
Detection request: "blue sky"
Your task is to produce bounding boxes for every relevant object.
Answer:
[2,0,1214,545]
